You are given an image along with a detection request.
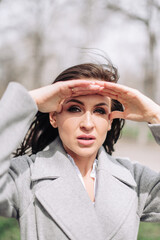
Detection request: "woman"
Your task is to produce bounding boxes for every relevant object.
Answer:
[0,63,160,240]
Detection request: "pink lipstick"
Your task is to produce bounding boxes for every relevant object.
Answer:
[77,135,96,146]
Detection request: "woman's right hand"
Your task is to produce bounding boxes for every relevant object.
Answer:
[29,80,103,113]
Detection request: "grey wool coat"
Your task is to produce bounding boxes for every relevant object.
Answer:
[0,83,160,240]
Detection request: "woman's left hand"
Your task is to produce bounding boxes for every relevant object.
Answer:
[97,82,160,124]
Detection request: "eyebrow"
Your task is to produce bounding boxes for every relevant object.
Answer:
[65,99,109,107]
[95,103,109,107]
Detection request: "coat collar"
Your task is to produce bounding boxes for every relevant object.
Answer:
[31,137,137,239]
[94,147,137,237]
[31,137,104,240]
[31,137,136,188]
[97,147,137,188]
[31,137,72,181]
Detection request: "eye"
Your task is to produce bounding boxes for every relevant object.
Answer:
[94,108,106,115]
[67,105,81,113]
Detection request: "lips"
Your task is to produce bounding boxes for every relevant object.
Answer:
[77,135,96,146]
[77,135,96,140]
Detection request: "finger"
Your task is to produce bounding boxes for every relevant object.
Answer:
[109,111,125,120]
[76,80,132,97]
[70,85,103,97]
[99,82,137,101]
[59,82,96,99]
[91,81,122,91]
[67,80,97,89]
[102,82,131,93]
[98,91,119,100]
[71,84,102,92]
[99,87,136,104]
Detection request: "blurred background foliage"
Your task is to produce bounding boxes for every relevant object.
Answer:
[0,217,160,240]
[0,0,160,239]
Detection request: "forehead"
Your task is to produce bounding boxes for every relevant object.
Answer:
[65,94,110,105]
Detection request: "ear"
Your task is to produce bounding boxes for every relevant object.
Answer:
[49,112,58,128]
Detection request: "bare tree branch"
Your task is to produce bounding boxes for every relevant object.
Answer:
[106,3,148,25]
[152,1,160,11]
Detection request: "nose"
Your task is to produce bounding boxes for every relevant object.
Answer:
[80,112,94,131]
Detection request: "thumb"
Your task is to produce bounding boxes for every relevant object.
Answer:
[109,111,125,120]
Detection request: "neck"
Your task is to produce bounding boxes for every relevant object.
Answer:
[69,154,97,177]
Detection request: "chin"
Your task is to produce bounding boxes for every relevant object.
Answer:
[74,148,98,158]
[64,143,100,159]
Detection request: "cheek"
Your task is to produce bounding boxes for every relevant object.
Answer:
[95,115,110,129]
[98,119,111,137]
[101,121,111,140]
[100,122,110,133]
[56,116,78,134]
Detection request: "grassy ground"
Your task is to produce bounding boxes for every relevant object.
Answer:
[0,217,20,240]
[138,222,160,240]
[0,217,160,239]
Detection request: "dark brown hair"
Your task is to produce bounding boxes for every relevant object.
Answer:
[15,63,125,156]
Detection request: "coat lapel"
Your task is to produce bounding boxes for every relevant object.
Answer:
[31,137,137,239]
[31,138,104,240]
[95,147,137,239]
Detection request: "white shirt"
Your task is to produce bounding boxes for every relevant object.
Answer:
[67,154,98,201]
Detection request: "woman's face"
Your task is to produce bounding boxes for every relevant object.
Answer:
[50,94,111,161]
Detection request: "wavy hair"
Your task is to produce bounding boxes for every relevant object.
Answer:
[15,63,125,156]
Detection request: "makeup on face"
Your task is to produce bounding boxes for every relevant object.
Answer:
[51,94,111,162]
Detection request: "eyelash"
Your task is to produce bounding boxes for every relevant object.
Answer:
[67,106,81,113]
[94,108,107,115]
[67,106,107,115]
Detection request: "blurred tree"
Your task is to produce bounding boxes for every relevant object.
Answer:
[0,0,160,99]
[0,0,78,92]
[105,0,160,100]
[104,0,160,143]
